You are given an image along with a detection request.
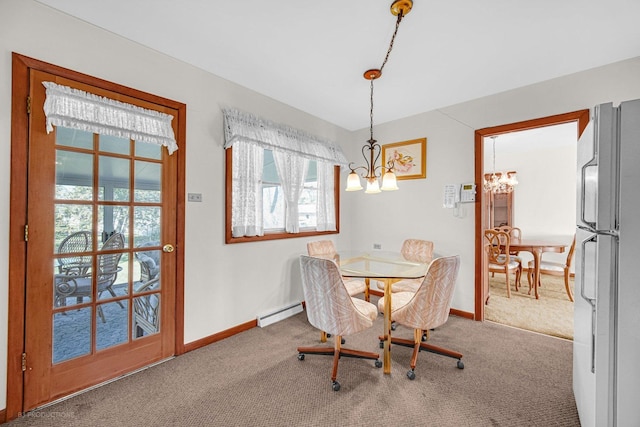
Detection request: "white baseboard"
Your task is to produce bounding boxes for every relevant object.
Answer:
[257,302,303,328]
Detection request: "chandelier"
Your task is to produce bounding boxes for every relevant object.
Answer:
[345,0,413,194]
[483,136,518,194]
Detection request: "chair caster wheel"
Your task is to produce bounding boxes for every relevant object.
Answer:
[457,360,464,369]
[391,322,397,331]
[297,354,304,361]
[421,333,427,342]
[327,333,332,338]
[407,370,416,380]
[375,360,382,368]
[332,381,340,391]
[379,341,384,349]
[341,338,345,345]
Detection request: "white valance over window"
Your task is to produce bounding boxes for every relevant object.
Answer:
[223,108,347,166]
[43,82,178,154]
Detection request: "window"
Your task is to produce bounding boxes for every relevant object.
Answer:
[223,109,347,244]
[225,146,341,243]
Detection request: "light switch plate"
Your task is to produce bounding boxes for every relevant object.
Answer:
[187,193,202,202]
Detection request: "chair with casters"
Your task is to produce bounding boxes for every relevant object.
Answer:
[484,229,521,299]
[296,255,382,391]
[376,239,434,294]
[54,232,125,322]
[527,234,576,302]
[377,255,463,380]
[307,240,369,343]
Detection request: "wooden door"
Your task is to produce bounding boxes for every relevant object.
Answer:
[19,67,181,411]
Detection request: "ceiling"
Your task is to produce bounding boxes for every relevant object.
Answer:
[35,0,640,131]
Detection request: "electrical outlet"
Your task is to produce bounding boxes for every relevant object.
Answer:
[187,193,202,202]
[373,243,382,250]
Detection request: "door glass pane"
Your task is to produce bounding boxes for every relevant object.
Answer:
[96,301,129,350]
[135,140,162,160]
[56,150,93,200]
[99,156,130,202]
[96,252,127,301]
[55,127,93,150]
[53,307,92,364]
[133,292,160,339]
[54,205,93,253]
[134,249,161,290]
[135,161,161,202]
[98,206,130,248]
[133,206,161,248]
[54,263,93,308]
[99,134,130,155]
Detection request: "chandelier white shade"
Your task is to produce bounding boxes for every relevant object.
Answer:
[483,136,518,193]
[345,0,412,194]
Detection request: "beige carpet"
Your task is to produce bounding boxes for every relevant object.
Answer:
[7,305,580,427]
[485,271,574,340]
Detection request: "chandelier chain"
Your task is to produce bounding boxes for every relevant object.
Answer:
[379,12,404,75]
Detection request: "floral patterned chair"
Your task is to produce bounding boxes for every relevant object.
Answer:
[296,255,381,391]
[378,255,463,380]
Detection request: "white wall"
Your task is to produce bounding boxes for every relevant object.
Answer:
[342,57,640,313]
[2,0,640,411]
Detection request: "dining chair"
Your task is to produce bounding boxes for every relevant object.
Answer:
[484,229,521,298]
[527,234,576,301]
[307,240,370,343]
[376,239,434,293]
[377,255,463,380]
[492,226,523,279]
[297,255,381,391]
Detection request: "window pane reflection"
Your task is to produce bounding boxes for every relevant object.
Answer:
[56,127,93,150]
[56,150,93,200]
[134,161,161,203]
[99,156,130,202]
[96,300,129,350]
[53,307,92,364]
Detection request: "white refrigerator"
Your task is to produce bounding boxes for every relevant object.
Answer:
[574,99,640,426]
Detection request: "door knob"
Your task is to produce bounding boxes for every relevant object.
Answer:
[162,244,175,253]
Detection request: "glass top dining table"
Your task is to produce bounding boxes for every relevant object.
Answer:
[329,250,432,374]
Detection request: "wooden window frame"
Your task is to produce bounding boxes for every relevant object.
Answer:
[224,147,340,244]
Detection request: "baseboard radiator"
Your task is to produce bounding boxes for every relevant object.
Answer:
[257,302,304,328]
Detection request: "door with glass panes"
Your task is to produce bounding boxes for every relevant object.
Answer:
[22,69,178,410]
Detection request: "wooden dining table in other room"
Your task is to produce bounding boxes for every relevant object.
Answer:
[508,239,566,299]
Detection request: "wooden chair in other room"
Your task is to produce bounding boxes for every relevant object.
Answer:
[484,229,522,299]
[527,234,576,302]
[296,255,382,391]
[492,226,523,280]
[377,255,463,380]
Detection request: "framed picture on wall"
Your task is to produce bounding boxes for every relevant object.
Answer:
[381,137,427,180]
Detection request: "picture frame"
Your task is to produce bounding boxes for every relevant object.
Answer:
[381,137,426,180]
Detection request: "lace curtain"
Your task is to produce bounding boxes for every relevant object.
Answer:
[223,108,347,166]
[43,82,178,154]
[315,161,336,232]
[224,108,344,236]
[231,141,264,237]
[273,151,309,233]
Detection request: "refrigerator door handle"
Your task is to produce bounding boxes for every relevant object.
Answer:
[579,156,598,230]
[579,233,597,373]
